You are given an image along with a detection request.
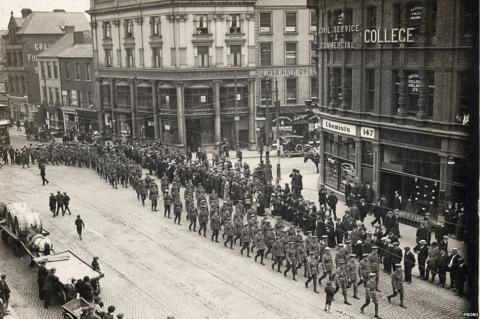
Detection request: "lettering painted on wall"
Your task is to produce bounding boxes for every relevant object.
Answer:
[258,67,316,77]
[364,28,414,44]
[27,43,49,63]
[322,119,356,136]
[360,127,375,139]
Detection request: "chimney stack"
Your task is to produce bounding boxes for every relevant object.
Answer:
[21,8,32,17]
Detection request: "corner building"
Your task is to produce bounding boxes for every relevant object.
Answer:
[312,0,477,217]
[89,0,257,150]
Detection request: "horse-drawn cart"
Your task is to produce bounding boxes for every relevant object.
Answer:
[61,298,91,319]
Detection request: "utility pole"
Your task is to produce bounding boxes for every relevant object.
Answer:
[234,72,239,151]
[265,78,271,165]
[275,78,281,182]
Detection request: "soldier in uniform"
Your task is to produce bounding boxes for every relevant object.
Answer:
[346,254,360,299]
[318,246,333,285]
[368,246,381,291]
[49,193,57,217]
[387,264,406,308]
[333,259,351,305]
[415,239,428,279]
[198,203,209,237]
[56,191,65,216]
[426,241,440,283]
[283,242,298,281]
[254,229,266,265]
[223,218,236,249]
[360,273,381,319]
[164,190,172,218]
[240,224,251,257]
[357,253,371,287]
[305,252,319,293]
[264,226,276,259]
[210,213,221,242]
[188,204,198,231]
[271,237,284,272]
[173,198,183,225]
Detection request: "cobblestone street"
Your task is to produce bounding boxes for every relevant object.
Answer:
[0,153,469,319]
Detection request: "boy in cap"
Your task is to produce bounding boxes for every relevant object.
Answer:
[387,264,406,308]
[324,281,335,312]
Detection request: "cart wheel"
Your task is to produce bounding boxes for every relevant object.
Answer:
[63,312,75,319]
[295,144,304,153]
[283,151,291,158]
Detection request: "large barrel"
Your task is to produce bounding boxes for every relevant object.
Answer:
[30,235,52,255]
[6,202,32,229]
[13,212,42,236]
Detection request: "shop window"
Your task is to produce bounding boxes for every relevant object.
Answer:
[361,141,373,166]
[324,132,334,155]
[285,42,297,65]
[310,10,317,32]
[382,145,440,180]
[461,0,477,46]
[260,78,272,106]
[229,14,241,34]
[116,85,131,107]
[260,43,272,66]
[365,69,375,112]
[285,12,297,33]
[104,49,113,67]
[338,136,355,162]
[259,12,272,33]
[286,78,297,105]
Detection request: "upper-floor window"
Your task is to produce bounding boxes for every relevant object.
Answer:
[310,41,317,64]
[286,78,297,105]
[55,88,60,105]
[152,48,162,68]
[461,0,477,46]
[126,48,135,68]
[365,69,375,112]
[343,68,352,109]
[103,21,112,39]
[310,10,317,32]
[17,52,23,67]
[75,63,81,80]
[151,17,161,37]
[259,12,272,33]
[105,49,113,67]
[65,62,70,79]
[86,63,91,81]
[230,45,241,66]
[196,15,208,35]
[457,71,474,124]
[125,19,134,38]
[40,62,46,78]
[48,87,53,105]
[261,78,272,105]
[310,76,318,99]
[6,52,11,67]
[260,43,272,66]
[285,42,297,65]
[285,12,297,33]
[197,46,209,67]
[425,71,434,118]
[367,6,376,29]
[53,62,58,78]
[230,14,241,34]
[47,62,52,78]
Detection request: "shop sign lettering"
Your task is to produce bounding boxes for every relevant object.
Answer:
[360,127,375,139]
[408,73,421,92]
[322,119,356,136]
[258,67,316,77]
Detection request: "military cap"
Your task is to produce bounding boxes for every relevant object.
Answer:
[321,235,328,239]
[345,240,351,244]
[392,242,399,245]
[312,236,317,239]
[349,254,356,257]
[338,259,346,264]
[369,273,376,277]
[362,253,369,257]
[372,246,378,249]
[325,247,331,251]
[419,240,427,245]
[395,263,402,268]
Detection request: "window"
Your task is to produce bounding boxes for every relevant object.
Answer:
[220,87,247,109]
[48,88,53,105]
[152,48,162,67]
[40,62,46,78]
[286,78,297,105]
[101,85,110,107]
[285,42,297,65]
[53,62,58,78]
[365,69,375,112]
[105,49,113,67]
[116,85,130,106]
[87,91,92,105]
[230,14,241,34]
[260,43,272,66]
[6,52,11,67]
[261,78,272,106]
[343,69,352,109]
[458,71,475,122]
[196,15,208,34]
[65,62,70,79]
[392,69,400,113]
[42,86,47,102]
[328,68,342,107]
[125,19,134,38]
[77,90,82,107]
[461,0,477,46]
[428,1,437,37]
[151,17,161,36]
[103,21,112,39]
[406,71,419,114]
[259,12,272,33]
[197,46,209,67]
[406,2,422,46]
[367,6,376,29]
[126,48,134,68]
[425,71,434,117]
[75,63,81,80]
[137,87,152,108]
[230,45,241,66]
[86,63,91,81]
[285,12,297,33]
[310,10,317,32]
[310,77,318,99]
[310,41,317,64]
[47,62,52,78]
[55,88,60,105]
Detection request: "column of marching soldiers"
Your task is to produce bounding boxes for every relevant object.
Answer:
[1,142,466,318]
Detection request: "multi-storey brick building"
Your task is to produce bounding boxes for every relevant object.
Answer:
[309,0,477,216]
[3,9,90,123]
[89,0,258,149]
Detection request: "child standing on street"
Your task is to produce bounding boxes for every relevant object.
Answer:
[324,281,335,312]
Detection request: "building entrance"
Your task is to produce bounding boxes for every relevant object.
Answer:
[186,118,215,151]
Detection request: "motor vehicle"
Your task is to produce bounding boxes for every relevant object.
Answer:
[272,135,308,158]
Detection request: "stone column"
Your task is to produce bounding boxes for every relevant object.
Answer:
[355,139,362,181]
[151,80,159,140]
[213,80,221,144]
[175,83,186,148]
[129,79,137,139]
[109,79,117,135]
[328,69,337,109]
[95,78,104,132]
[439,155,452,205]
[340,67,348,110]
[372,141,381,198]
[248,79,256,149]
[397,69,407,116]
[416,69,427,119]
